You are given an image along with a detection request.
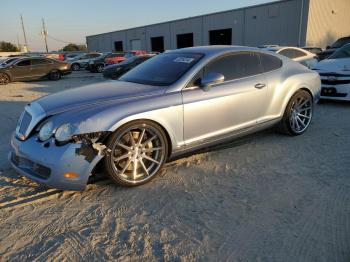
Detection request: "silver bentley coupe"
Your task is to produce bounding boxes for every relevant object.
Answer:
[9,46,321,190]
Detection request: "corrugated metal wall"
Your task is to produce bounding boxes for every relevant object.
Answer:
[86,0,308,51]
[306,0,350,48]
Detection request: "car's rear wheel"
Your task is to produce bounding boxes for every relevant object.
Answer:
[71,63,80,71]
[0,73,10,85]
[96,64,104,73]
[49,70,61,81]
[278,90,313,136]
[104,120,168,187]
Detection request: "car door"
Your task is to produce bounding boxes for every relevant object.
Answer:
[30,58,54,78]
[182,52,268,144]
[11,59,33,80]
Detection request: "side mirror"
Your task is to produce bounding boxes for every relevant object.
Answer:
[200,72,225,91]
[326,45,331,50]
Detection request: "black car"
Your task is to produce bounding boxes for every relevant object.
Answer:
[87,53,122,73]
[317,36,350,61]
[102,55,153,79]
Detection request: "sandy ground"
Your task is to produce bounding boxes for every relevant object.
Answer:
[0,71,349,261]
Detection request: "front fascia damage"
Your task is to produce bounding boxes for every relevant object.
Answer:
[73,131,111,162]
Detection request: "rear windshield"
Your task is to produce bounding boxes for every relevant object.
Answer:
[328,44,350,59]
[120,53,203,86]
[331,37,350,48]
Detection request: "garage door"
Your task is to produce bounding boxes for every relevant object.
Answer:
[130,39,141,50]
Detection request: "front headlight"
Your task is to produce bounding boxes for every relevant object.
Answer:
[38,121,54,141]
[55,123,73,142]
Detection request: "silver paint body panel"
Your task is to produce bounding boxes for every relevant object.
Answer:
[9,46,321,190]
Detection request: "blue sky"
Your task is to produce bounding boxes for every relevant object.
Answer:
[0,0,277,51]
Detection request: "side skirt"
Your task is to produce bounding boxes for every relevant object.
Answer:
[169,118,281,160]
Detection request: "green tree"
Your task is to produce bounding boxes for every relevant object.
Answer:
[62,43,87,52]
[0,41,19,52]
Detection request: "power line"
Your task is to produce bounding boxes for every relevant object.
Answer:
[46,34,85,45]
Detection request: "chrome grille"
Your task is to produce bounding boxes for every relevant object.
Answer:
[15,102,46,141]
[18,111,32,136]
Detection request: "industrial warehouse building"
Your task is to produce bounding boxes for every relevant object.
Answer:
[86,0,350,52]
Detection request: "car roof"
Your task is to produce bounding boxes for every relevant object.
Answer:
[168,45,264,55]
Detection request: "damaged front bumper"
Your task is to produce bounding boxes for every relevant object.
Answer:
[8,133,104,191]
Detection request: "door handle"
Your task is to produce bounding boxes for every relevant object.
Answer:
[255,83,266,89]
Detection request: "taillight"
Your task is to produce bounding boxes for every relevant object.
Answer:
[59,54,65,61]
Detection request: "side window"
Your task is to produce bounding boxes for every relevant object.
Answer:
[32,59,52,65]
[259,53,282,72]
[16,60,31,67]
[278,49,295,59]
[205,52,262,82]
[293,49,307,58]
[279,48,306,59]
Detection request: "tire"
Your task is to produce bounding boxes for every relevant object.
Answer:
[49,70,61,81]
[0,73,10,85]
[71,63,80,71]
[104,120,168,187]
[278,90,313,136]
[96,64,104,73]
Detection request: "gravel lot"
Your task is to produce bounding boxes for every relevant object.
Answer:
[0,71,349,261]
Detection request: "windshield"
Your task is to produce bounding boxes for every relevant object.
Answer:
[1,57,19,65]
[120,53,203,86]
[331,38,350,49]
[328,44,350,59]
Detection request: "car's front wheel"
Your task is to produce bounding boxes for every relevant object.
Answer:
[0,73,10,85]
[278,89,313,136]
[104,120,168,187]
[96,64,104,73]
[49,70,61,81]
[71,63,80,71]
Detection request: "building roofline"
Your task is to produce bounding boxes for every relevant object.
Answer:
[86,0,292,38]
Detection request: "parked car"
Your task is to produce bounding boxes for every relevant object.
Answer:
[317,36,350,61]
[43,52,65,61]
[64,52,86,61]
[87,53,120,73]
[69,52,102,71]
[105,50,147,65]
[0,57,71,85]
[9,46,320,190]
[302,46,323,54]
[103,55,153,79]
[313,43,350,101]
[264,46,318,68]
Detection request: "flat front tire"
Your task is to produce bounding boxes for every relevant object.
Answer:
[278,90,313,136]
[104,120,168,187]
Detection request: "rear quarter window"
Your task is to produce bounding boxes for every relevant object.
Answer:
[259,53,282,73]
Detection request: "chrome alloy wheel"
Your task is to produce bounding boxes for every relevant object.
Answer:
[109,124,166,184]
[289,96,312,133]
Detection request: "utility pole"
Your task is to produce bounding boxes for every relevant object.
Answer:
[16,35,20,50]
[41,18,49,52]
[20,15,29,52]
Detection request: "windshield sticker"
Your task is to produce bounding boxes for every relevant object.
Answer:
[174,57,194,63]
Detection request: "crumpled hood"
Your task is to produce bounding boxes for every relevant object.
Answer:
[313,58,350,74]
[35,80,165,115]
